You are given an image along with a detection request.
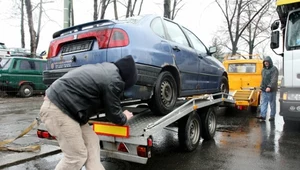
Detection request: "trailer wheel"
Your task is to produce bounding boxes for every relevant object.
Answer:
[148,71,177,115]
[19,84,33,98]
[214,76,229,99]
[200,107,217,140]
[178,112,202,152]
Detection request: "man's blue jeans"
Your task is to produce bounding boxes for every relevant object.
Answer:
[260,91,276,118]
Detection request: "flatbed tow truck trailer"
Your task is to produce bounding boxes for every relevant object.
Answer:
[37,93,235,164]
[270,0,300,123]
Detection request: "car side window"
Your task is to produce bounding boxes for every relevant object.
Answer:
[151,18,166,38]
[34,61,40,70]
[164,20,189,47]
[19,60,36,70]
[183,28,207,54]
[42,62,46,70]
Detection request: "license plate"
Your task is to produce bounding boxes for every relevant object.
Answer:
[62,40,93,55]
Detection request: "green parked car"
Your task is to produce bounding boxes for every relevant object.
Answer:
[0,56,47,97]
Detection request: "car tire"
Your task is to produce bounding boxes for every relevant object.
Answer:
[214,76,229,99]
[19,84,33,98]
[148,71,177,115]
[200,107,217,140]
[178,112,202,152]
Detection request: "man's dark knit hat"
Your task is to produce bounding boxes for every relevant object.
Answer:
[114,55,138,90]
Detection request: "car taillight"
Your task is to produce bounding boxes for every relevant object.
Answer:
[107,28,129,48]
[47,28,129,58]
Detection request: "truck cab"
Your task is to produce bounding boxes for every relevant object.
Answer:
[270,0,300,123]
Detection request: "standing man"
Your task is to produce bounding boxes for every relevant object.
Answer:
[257,56,279,121]
[39,55,137,170]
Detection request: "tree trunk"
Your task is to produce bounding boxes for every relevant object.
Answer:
[126,0,132,18]
[171,0,177,20]
[36,0,43,51]
[100,0,111,19]
[137,0,144,15]
[131,0,137,16]
[113,0,118,20]
[20,0,25,48]
[164,0,171,19]
[93,0,98,21]
[25,0,37,58]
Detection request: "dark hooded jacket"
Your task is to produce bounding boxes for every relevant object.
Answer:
[260,56,279,92]
[46,55,138,125]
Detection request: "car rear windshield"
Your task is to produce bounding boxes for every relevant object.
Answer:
[228,63,256,73]
[0,58,11,69]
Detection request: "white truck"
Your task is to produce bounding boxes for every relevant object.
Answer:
[37,93,235,164]
[270,0,300,123]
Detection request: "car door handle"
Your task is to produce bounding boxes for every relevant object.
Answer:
[172,46,181,52]
[198,54,203,59]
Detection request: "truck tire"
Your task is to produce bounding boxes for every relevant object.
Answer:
[200,107,217,140]
[214,76,229,99]
[148,71,178,115]
[178,112,202,152]
[19,84,33,98]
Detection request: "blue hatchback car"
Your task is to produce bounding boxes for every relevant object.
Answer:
[43,14,229,115]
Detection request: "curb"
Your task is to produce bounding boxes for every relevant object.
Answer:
[0,145,61,169]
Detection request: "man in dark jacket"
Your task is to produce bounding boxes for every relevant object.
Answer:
[257,56,278,121]
[39,55,137,170]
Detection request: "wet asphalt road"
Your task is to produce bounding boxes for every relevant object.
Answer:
[1,93,300,170]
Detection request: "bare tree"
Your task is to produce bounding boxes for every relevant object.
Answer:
[20,0,25,48]
[93,0,111,20]
[211,37,224,62]
[36,0,42,49]
[25,0,37,57]
[215,0,273,56]
[100,0,111,19]
[164,0,184,20]
[241,1,276,57]
[118,0,144,17]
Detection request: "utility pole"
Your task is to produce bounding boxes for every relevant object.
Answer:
[63,0,74,28]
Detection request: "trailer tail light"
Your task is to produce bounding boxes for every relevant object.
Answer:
[47,28,129,58]
[137,146,147,157]
[37,130,56,140]
[137,137,152,158]
[118,143,128,153]
[236,105,247,110]
[147,137,153,147]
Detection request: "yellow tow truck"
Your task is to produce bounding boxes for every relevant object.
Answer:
[223,54,263,113]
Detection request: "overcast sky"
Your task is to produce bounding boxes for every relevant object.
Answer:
[0,0,281,64]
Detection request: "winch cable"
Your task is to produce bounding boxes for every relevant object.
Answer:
[0,119,41,152]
